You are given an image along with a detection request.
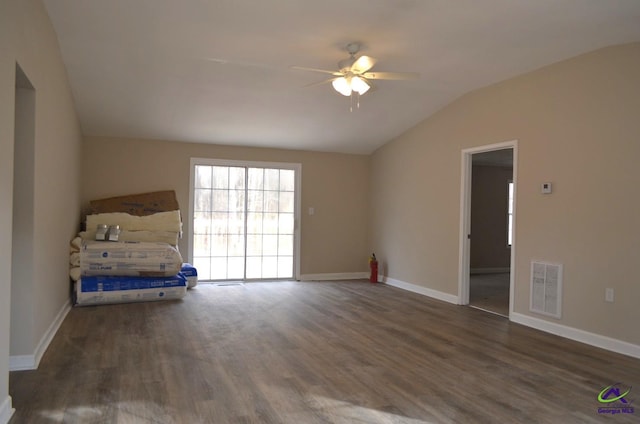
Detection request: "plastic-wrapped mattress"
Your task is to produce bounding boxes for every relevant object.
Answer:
[180,263,198,288]
[75,274,187,306]
[79,240,183,277]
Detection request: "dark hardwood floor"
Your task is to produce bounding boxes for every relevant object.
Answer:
[9,280,640,423]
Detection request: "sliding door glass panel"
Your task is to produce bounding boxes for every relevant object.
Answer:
[246,168,294,279]
[277,170,295,278]
[193,165,246,280]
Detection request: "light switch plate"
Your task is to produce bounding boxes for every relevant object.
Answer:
[605,288,614,302]
[541,182,552,194]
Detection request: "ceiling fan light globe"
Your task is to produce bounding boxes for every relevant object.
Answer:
[332,77,352,96]
[351,76,370,95]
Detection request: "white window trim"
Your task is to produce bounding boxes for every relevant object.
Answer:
[507,179,514,247]
[188,157,302,281]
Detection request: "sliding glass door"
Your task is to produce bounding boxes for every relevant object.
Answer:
[190,159,300,281]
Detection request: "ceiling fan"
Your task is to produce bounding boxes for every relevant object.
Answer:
[291,42,419,103]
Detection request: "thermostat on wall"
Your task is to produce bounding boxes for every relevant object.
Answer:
[541,182,552,194]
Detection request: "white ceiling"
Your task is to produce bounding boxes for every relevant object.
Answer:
[42,0,640,154]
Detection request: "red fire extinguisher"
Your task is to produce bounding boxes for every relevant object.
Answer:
[369,253,378,283]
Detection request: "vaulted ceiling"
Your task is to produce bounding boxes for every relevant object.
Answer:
[43,0,640,154]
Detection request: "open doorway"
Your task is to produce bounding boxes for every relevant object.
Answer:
[458,141,517,318]
[11,64,36,366]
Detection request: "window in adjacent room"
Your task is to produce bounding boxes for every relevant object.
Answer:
[507,180,514,246]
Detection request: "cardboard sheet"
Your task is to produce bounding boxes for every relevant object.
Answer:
[89,190,179,216]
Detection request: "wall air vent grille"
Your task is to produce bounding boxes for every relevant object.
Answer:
[530,261,562,319]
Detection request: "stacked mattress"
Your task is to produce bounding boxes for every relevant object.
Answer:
[70,197,197,306]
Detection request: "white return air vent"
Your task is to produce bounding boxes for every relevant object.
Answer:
[530,261,563,319]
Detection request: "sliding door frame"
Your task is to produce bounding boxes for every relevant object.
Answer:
[188,157,302,281]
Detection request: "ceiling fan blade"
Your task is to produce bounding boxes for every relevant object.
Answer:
[304,77,339,88]
[362,71,420,80]
[290,66,343,76]
[203,57,282,71]
[351,55,376,74]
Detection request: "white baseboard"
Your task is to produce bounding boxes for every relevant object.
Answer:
[300,272,368,281]
[470,267,510,274]
[10,298,71,371]
[511,312,640,360]
[382,276,459,305]
[0,395,14,424]
[382,276,640,359]
[8,354,35,372]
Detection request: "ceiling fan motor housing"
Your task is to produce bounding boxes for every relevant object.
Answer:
[339,42,361,72]
[345,42,361,55]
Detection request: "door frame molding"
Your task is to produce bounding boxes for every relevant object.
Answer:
[188,157,302,281]
[457,140,518,317]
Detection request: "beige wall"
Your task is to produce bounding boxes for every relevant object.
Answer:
[0,0,83,417]
[371,43,640,346]
[470,165,513,270]
[82,137,370,276]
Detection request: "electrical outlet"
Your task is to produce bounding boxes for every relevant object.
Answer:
[605,288,614,303]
